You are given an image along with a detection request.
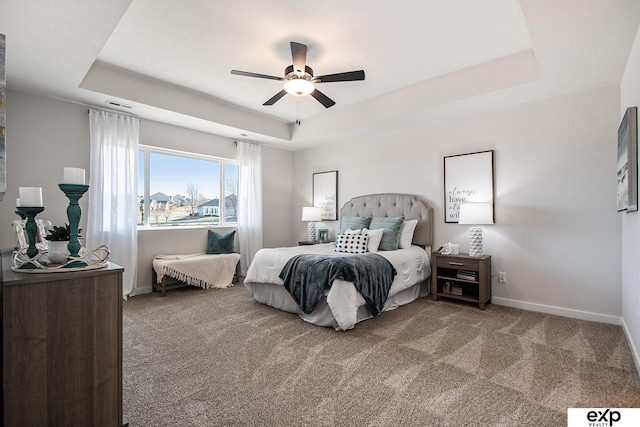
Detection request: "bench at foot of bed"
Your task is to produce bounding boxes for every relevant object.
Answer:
[152,252,241,297]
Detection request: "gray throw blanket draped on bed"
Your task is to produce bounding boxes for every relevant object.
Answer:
[279,253,397,315]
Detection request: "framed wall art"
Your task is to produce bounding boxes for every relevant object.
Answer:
[0,33,6,201]
[444,150,494,223]
[313,170,338,221]
[617,106,638,212]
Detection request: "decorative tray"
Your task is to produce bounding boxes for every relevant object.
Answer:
[11,245,110,273]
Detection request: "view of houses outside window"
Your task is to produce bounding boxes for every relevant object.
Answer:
[138,147,239,227]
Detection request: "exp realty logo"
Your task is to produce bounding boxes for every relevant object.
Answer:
[586,409,620,426]
[568,408,640,427]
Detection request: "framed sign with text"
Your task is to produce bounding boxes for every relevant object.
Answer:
[444,150,494,223]
[313,170,338,221]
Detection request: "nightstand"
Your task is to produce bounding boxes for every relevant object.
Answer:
[431,252,491,309]
[298,240,319,246]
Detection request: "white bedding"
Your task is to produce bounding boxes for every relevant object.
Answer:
[244,243,430,330]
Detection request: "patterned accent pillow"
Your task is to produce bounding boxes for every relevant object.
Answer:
[334,232,369,254]
[344,228,362,234]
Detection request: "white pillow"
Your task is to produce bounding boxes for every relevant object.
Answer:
[364,228,384,253]
[344,228,362,234]
[398,219,418,249]
[334,232,369,254]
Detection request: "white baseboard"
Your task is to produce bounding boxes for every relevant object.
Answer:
[135,284,153,295]
[621,317,640,378]
[491,296,622,325]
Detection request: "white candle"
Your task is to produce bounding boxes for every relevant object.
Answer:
[16,198,20,207]
[19,187,43,207]
[63,167,85,185]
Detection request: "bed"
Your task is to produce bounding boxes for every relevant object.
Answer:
[244,193,433,330]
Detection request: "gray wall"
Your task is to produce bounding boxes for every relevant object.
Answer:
[2,91,90,245]
[292,85,622,325]
[620,23,640,372]
[2,90,293,294]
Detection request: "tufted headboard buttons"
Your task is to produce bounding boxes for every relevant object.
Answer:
[340,193,433,247]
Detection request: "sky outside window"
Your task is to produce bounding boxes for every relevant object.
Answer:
[138,152,220,199]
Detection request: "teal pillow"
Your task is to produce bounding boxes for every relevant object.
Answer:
[207,230,236,254]
[340,216,372,233]
[369,217,404,251]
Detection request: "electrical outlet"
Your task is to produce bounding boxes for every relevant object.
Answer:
[498,272,507,283]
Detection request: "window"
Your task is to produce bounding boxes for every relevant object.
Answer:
[138,145,239,227]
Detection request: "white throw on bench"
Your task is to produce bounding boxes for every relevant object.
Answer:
[152,252,241,297]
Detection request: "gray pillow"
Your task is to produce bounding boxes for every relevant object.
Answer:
[207,230,236,254]
[369,217,405,251]
[340,216,372,233]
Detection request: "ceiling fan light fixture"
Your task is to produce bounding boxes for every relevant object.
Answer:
[283,78,315,96]
[232,42,363,108]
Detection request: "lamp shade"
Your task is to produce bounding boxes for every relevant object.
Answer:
[458,203,494,225]
[284,79,315,96]
[301,206,323,222]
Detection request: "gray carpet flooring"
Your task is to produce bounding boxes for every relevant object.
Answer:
[123,283,640,426]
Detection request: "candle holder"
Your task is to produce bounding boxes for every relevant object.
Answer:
[15,206,46,269]
[59,183,89,268]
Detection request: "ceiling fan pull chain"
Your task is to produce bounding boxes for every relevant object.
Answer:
[296,101,301,125]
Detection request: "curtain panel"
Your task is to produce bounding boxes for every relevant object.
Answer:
[237,141,262,275]
[87,109,140,298]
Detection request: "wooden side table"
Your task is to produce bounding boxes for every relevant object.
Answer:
[431,252,491,309]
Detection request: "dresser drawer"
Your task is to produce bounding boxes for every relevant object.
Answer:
[435,256,479,271]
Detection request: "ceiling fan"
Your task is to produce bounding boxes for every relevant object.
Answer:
[231,41,365,109]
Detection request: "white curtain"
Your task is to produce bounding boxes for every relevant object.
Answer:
[237,141,262,275]
[87,109,140,298]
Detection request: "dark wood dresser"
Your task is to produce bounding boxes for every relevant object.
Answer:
[1,252,124,426]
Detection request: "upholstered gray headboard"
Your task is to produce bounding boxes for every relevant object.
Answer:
[340,193,434,247]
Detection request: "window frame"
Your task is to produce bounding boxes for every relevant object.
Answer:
[138,144,239,229]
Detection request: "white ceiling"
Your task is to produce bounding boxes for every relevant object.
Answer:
[1,0,640,150]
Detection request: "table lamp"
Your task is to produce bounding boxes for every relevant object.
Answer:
[301,207,323,242]
[458,203,494,257]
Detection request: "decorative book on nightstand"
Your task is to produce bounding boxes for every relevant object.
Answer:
[431,252,491,309]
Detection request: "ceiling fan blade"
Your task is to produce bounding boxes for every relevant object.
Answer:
[290,42,307,75]
[310,89,336,108]
[313,70,365,83]
[263,90,287,106]
[231,70,284,81]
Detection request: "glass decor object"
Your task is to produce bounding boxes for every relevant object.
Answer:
[15,206,45,269]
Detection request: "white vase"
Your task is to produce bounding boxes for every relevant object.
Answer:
[48,241,69,264]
